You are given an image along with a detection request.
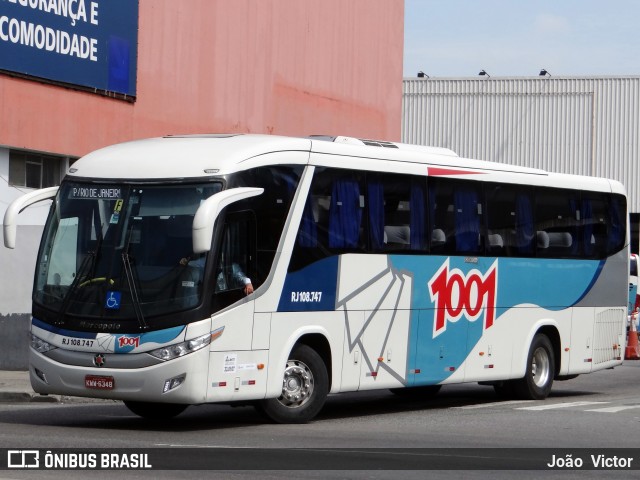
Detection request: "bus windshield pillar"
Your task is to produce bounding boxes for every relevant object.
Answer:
[192,187,263,254]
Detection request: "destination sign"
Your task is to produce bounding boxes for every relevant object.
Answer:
[70,187,122,199]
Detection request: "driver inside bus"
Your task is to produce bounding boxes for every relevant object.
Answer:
[217,262,254,295]
[179,255,254,295]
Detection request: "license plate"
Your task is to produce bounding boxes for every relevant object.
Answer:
[85,375,115,390]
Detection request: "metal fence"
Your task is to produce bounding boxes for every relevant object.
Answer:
[402,76,640,213]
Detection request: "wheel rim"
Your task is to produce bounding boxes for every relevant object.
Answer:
[531,347,551,388]
[277,359,315,408]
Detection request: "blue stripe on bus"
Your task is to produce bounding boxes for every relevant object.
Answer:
[277,254,605,385]
[113,326,186,353]
[32,318,97,339]
[389,256,603,385]
[278,256,603,312]
[277,256,339,312]
[32,318,185,353]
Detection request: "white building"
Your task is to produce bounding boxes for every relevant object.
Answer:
[402,76,640,253]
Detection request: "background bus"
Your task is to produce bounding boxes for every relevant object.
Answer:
[630,253,639,326]
[3,134,630,423]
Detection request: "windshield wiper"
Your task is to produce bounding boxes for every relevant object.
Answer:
[120,215,148,331]
[58,243,100,325]
[121,251,148,331]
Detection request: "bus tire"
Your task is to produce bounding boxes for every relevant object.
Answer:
[513,333,555,400]
[389,385,441,398]
[124,401,188,419]
[257,344,328,424]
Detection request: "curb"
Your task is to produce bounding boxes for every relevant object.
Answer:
[0,391,63,403]
[0,392,37,403]
[0,391,116,404]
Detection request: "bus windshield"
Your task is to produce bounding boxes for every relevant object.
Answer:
[34,181,222,323]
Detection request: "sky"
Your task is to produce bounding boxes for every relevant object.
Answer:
[404,0,640,78]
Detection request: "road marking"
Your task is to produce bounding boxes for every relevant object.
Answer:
[516,401,609,411]
[584,405,640,413]
[454,400,535,410]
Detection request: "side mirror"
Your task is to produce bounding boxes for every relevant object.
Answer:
[192,187,264,253]
[3,186,58,249]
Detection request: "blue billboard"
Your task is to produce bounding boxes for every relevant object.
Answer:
[0,0,138,97]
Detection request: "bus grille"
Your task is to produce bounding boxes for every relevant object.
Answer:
[592,308,625,364]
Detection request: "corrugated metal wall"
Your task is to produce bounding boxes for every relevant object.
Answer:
[402,77,640,212]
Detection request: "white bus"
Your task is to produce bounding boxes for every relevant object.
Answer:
[3,134,630,423]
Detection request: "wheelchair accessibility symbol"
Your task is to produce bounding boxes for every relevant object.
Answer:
[105,291,122,310]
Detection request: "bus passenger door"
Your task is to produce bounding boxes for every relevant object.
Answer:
[337,255,413,391]
[411,308,468,386]
[386,255,472,387]
[407,256,505,386]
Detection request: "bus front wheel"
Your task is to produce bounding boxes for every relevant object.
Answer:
[257,344,329,424]
[513,333,555,400]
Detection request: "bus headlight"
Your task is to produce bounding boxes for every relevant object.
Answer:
[30,334,56,354]
[149,332,212,361]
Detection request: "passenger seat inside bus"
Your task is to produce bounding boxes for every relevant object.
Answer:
[431,228,446,248]
[487,233,504,255]
[537,230,550,250]
[536,230,574,255]
[384,225,410,246]
[547,231,573,255]
[548,232,573,248]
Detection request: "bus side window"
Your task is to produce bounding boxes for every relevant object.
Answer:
[369,173,427,252]
[454,184,482,254]
[535,188,580,258]
[429,179,455,254]
[290,191,330,270]
[328,176,363,249]
[514,192,535,256]
[429,178,482,255]
[214,212,256,294]
[290,169,430,272]
[580,193,608,258]
[229,166,302,284]
[486,184,514,257]
[607,194,626,255]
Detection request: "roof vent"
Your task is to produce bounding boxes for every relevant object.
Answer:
[315,136,400,148]
[359,138,399,149]
[163,134,241,139]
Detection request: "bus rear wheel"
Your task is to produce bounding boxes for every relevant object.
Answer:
[257,344,328,424]
[124,401,188,419]
[513,333,555,400]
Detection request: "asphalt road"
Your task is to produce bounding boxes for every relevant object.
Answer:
[0,362,639,479]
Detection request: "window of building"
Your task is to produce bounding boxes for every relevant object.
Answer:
[8,150,66,188]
